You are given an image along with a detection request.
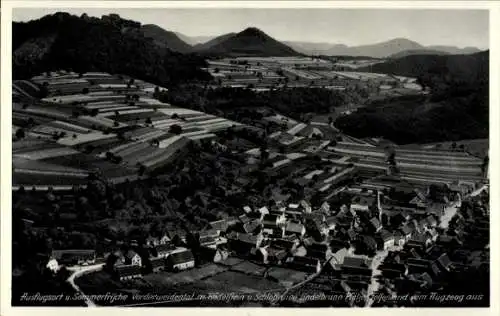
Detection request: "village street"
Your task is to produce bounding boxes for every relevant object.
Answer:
[365,244,402,307]
[439,184,488,230]
[66,263,105,307]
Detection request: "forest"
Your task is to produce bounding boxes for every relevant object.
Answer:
[12,12,211,85]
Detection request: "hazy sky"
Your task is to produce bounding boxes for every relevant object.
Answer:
[13,8,489,49]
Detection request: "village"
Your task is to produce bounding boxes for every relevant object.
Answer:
[12,69,489,307]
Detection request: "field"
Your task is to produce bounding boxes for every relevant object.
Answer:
[266,267,309,287]
[143,264,228,287]
[229,261,268,276]
[402,139,489,159]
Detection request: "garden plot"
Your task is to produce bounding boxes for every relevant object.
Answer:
[57,132,117,146]
[13,146,80,160]
[230,261,268,277]
[266,267,309,287]
[200,271,284,293]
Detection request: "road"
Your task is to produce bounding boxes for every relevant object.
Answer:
[365,245,402,307]
[439,184,488,229]
[66,263,105,307]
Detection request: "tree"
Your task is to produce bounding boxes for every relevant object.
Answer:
[145,117,152,125]
[15,128,25,139]
[169,124,182,135]
[82,87,89,94]
[90,109,99,117]
[451,142,457,150]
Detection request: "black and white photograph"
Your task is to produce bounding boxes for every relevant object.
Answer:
[1,1,495,311]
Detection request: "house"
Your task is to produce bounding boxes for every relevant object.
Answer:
[284,221,306,237]
[285,256,321,273]
[166,250,195,271]
[350,194,376,213]
[270,238,299,252]
[409,233,432,248]
[305,218,329,238]
[406,258,432,275]
[306,242,333,262]
[155,243,176,258]
[46,258,60,273]
[347,228,358,241]
[435,253,453,272]
[379,262,406,278]
[376,229,395,250]
[228,232,264,255]
[198,246,229,264]
[123,250,142,266]
[242,219,262,234]
[393,231,405,247]
[341,256,373,277]
[300,200,312,213]
[258,206,270,216]
[150,257,166,273]
[243,206,252,214]
[305,211,327,223]
[320,201,330,213]
[209,220,229,234]
[199,235,217,248]
[326,216,339,231]
[51,249,96,266]
[369,217,382,232]
[159,234,171,244]
[257,246,288,265]
[426,202,446,217]
[146,236,160,247]
[199,229,219,239]
[360,235,378,254]
[115,264,142,281]
[399,224,414,241]
[262,213,285,227]
[238,214,251,224]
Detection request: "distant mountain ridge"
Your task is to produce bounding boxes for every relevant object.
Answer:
[285,38,481,58]
[199,27,299,56]
[141,24,193,53]
[193,33,237,51]
[174,32,215,46]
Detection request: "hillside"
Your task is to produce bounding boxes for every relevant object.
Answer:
[12,13,210,85]
[389,49,450,59]
[201,27,299,56]
[335,51,489,144]
[141,24,193,53]
[361,51,489,85]
[193,32,236,51]
[427,45,481,55]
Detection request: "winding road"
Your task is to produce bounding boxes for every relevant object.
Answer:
[66,263,105,307]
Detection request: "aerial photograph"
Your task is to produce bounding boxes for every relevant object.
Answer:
[9,7,489,308]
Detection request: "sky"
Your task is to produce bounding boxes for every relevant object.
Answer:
[12,8,489,49]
